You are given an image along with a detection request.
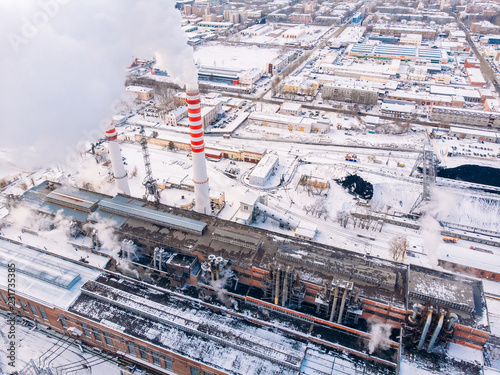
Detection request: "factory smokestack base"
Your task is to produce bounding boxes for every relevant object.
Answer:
[186,86,211,215]
[105,121,131,195]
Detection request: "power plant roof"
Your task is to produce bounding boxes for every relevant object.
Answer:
[99,197,207,235]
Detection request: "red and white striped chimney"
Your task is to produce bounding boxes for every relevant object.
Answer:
[186,85,211,214]
[105,121,130,195]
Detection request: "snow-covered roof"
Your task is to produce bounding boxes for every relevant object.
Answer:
[249,112,315,127]
[281,102,302,112]
[249,153,279,180]
[0,239,101,309]
[125,85,153,93]
[381,102,415,114]
[466,68,486,84]
[240,190,259,207]
[430,85,481,99]
[449,126,499,138]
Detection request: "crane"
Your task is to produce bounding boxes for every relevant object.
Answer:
[139,126,160,203]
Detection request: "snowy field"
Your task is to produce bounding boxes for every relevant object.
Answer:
[193,43,281,71]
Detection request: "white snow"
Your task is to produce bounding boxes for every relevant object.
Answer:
[0,315,120,374]
[193,44,281,71]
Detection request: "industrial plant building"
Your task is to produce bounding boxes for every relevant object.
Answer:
[349,44,448,64]
[0,180,491,375]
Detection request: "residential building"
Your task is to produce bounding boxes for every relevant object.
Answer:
[430,106,500,128]
[471,21,500,35]
[125,86,154,101]
[283,78,319,96]
[322,83,378,105]
[165,106,188,126]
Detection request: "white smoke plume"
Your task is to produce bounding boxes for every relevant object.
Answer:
[419,213,441,267]
[211,272,238,310]
[85,212,121,258]
[367,318,393,354]
[6,204,77,253]
[418,186,450,268]
[85,213,140,277]
[0,0,197,169]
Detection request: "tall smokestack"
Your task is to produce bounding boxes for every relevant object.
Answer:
[105,121,130,195]
[186,85,211,215]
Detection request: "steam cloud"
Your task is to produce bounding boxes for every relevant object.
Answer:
[419,213,441,267]
[0,0,197,169]
[367,318,393,354]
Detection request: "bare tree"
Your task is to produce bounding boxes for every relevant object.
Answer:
[389,236,408,263]
[129,166,138,178]
[155,85,176,119]
[337,210,349,228]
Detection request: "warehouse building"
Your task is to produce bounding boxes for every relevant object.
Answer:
[198,66,241,85]
[280,102,302,116]
[466,68,487,87]
[249,112,330,133]
[430,86,481,103]
[350,44,448,64]
[248,152,279,186]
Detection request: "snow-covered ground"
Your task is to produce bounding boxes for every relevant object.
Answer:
[0,313,120,374]
[2,117,498,270]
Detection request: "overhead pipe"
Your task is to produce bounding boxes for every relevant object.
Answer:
[428,310,445,352]
[408,303,423,324]
[445,313,458,331]
[159,248,165,272]
[337,287,348,324]
[153,247,159,269]
[208,254,216,282]
[215,256,223,280]
[330,286,338,322]
[275,267,281,305]
[282,266,290,307]
[418,307,433,350]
